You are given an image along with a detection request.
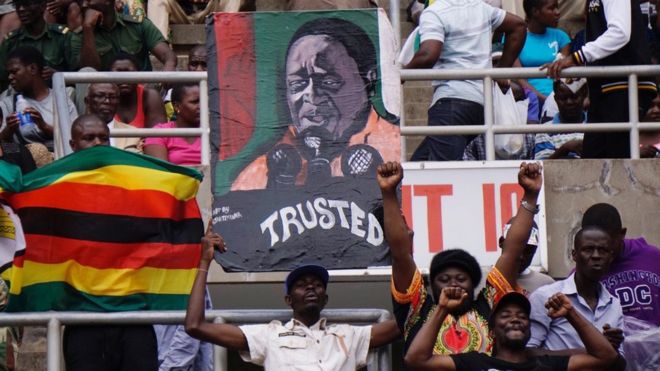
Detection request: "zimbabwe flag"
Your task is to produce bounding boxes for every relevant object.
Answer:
[0,146,204,312]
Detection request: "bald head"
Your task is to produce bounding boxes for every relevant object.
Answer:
[70,114,110,152]
[187,45,207,72]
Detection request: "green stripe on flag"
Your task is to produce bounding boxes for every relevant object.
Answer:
[6,281,189,312]
[20,146,203,192]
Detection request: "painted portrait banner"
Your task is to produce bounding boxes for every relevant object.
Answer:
[207,10,401,271]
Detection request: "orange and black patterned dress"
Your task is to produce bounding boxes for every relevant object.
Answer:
[392,266,523,357]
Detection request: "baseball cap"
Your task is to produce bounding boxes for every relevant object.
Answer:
[502,220,539,246]
[490,291,531,322]
[285,265,329,294]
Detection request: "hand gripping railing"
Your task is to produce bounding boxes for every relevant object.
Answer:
[51,71,210,165]
[0,308,393,371]
[400,65,660,160]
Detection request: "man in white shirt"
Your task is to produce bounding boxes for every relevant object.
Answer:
[185,232,400,371]
[0,46,78,152]
[405,0,526,161]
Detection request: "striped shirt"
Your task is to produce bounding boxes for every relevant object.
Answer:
[533,113,586,159]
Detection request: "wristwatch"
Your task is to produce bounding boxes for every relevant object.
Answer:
[520,200,539,214]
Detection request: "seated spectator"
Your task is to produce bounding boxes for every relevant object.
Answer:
[640,93,660,158]
[68,0,177,71]
[406,0,525,161]
[533,79,587,159]
[108,53,166,128]
[44,0,81,31]
[500,220,554,293]
[528,226,626,361]
[0,0,74,91]
[514,0,570,105]
[147,0,240,40]
[185,233,400,370]
[582,203,660,326]
[404,291,619,371]
[378,161,541,356]
[85,82,143,152]
[144,83,200,165]
[546,0,656,159]
[164,45,207,121]
[0,46,78,152]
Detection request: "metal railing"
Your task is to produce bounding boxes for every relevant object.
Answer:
[400,64,660,161]
[0,308,393,371]
[52,71,210,166]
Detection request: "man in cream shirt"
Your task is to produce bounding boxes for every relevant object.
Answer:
[85,82,143,153]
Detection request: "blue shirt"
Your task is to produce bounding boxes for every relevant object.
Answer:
[154,290,213,371]
[518,28,571,96]
[528,273,624,354]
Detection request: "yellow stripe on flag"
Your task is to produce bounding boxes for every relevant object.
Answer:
[13,260,196,296]
[51,165,200,201]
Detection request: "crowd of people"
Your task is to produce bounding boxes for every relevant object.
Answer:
[0,0,658,170]
[407,0,660,161]
[0,0,657,370]
[181,162,659,370]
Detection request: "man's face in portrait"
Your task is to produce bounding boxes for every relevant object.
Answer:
[285,34,370,142]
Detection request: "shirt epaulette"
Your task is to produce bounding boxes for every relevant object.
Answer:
[49,24,70,35]
[4,30,18,40]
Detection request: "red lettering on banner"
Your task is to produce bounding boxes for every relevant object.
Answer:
[482,184,497,252]
[414,185,453,253]
[500,183,524,228]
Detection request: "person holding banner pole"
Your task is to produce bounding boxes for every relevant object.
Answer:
[378,161,542,357]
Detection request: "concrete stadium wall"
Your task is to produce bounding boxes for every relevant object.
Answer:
[543,159,660,278]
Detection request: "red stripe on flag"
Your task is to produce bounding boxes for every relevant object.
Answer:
[23,234,200,270]
[12,254,24,268]
[9,182,200,220]
[214,13,256,160]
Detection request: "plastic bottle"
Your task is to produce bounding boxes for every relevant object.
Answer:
[16,95,34,127]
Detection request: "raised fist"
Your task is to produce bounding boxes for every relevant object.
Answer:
[376,161,403,193]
